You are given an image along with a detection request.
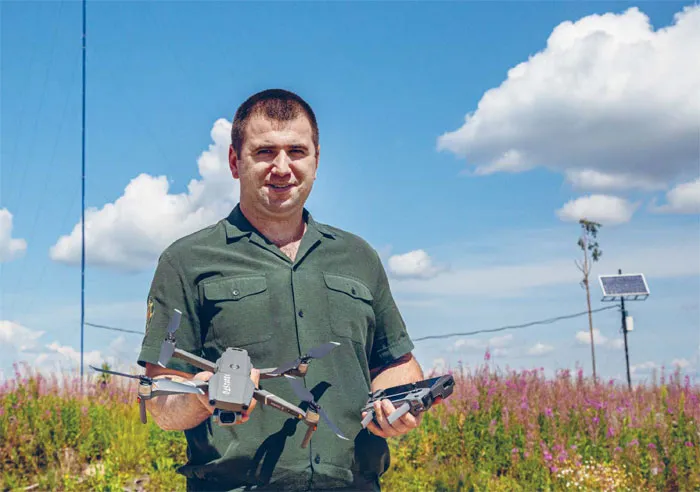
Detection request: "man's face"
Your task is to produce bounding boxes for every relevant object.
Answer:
[229,113,319,221]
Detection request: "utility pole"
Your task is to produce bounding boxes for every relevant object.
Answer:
[576,219,602,382]
[619,269,632,390]
[80,0,87,385]
[599,271,650,391]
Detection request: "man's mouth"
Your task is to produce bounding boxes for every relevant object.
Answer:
[267,184,293,191]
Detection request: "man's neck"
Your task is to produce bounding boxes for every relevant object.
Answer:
[240,202,306,247]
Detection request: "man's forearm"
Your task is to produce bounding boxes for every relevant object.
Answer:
[370,353,424,392]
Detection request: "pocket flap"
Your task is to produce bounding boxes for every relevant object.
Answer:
[202,276,267,302]
[323,273,373,302]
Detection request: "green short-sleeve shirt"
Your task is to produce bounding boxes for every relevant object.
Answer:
[137,204,414,491]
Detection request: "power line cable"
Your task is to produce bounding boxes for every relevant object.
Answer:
[411,305,619,342]
[85,322,144,335]
[85,305,620,340]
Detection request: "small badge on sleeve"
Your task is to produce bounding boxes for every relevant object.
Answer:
[145,297,155,334]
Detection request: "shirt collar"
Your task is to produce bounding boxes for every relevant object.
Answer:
[224,204,336,241]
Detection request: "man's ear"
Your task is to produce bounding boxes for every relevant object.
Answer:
[313,144,320,179]
[229,145,240,179]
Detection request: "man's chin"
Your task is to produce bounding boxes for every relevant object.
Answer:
[262,200,301,218]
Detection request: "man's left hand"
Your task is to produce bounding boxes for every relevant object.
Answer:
[362,398,422,438]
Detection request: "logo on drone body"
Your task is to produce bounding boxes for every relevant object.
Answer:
[222,374,231,395]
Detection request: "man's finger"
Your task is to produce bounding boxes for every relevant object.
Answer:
[365,419,388,438]
[187,371,214,413]
[238,368,261,424]
[374,400,399,437]
[397,409,421,429]
[381,399,408,434]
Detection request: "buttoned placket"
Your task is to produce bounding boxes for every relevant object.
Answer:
[247,223,327,474]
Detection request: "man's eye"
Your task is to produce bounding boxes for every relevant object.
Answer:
[257,149,271,155]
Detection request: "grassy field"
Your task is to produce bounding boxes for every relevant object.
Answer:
[1,361,698,491]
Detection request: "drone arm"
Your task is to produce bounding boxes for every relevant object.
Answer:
[253,389,306,420]
[257,364,308,380]
[172,348,217,373]
[258,367,284,380]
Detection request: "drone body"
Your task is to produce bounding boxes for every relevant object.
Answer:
[207,348,255,412]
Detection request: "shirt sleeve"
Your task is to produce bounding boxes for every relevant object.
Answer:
[368,249,415,371]
[137,251,204,375]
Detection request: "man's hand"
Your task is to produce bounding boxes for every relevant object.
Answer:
[362,398,422,438]
[191,368,260,424]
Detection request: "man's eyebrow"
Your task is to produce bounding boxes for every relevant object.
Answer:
[249,141,309,151]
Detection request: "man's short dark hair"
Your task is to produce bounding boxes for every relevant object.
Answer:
[231,88,319,157]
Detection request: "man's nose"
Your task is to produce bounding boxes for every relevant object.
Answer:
[271,151,291,174]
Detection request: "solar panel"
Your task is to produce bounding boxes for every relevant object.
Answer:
[599,274,649,301]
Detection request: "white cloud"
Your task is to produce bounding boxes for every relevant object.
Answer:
[0,208,27,262]
[575,328,624,350]
[672,358,691,369]
[528,342,554,356]
[1,317,141,377]
[608,339,626,350]
[576,328,607,345]
[50,118,238,271]
[388,249,445,279]
[27,340,138,377]
[0,320,45,352]
[631,361,658,374]
[556,195,639,225]
[391,236,699,300]
[565,170,665,192]
[488,335,513,348]
[431,357,447,373]
[437,6,700,190]
[452,338,482,351]
[451,334,513,352]
[651,178,700,214]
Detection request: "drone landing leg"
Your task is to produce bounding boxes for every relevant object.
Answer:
[301,412,320,449]
[138,398,147,424]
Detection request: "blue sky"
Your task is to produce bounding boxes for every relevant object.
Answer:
[1,1,698,384]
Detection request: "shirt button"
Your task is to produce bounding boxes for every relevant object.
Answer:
[314,454,321,464]
[298,309,304,317]
[232,289,239,296]
[351,288,357,295]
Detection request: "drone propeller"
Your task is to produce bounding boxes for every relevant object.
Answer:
[90,365,152,384]
[286,376,348,441]
[151,378,204,395]
[89,364,204,395]
[268,342,341,377]
[158,309,182,367]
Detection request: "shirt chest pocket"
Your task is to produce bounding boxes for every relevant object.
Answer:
[200,275,273,348]
[323,273,375,346]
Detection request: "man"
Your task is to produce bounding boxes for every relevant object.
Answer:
[137,88,424,491]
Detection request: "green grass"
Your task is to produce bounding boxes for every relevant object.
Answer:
[2,362,698,491]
